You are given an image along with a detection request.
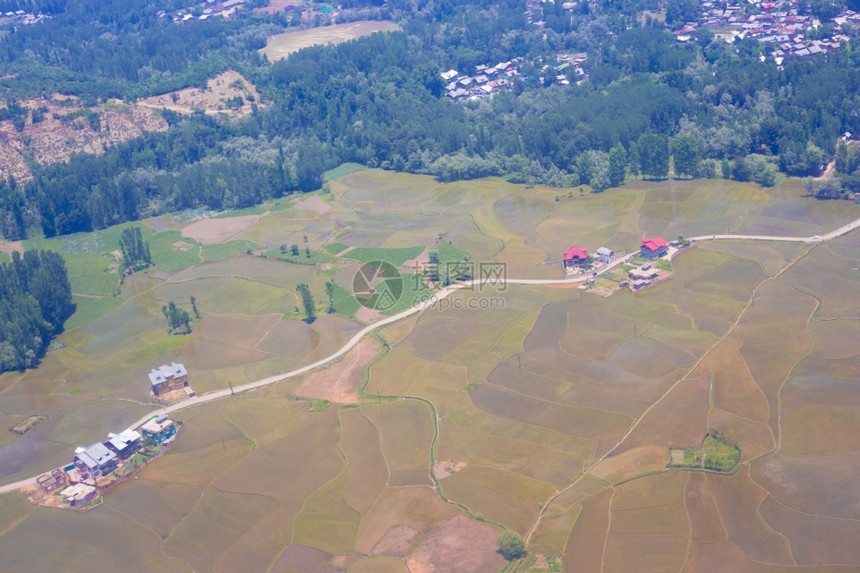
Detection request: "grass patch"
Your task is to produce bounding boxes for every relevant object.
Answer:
[64,295,124,331]
[655,258,672,271]
[323,242,349,255]
[324,162,367,181]
[65,253,119,296]
[380,274,431,316]
[0,251,9,263]
[148,230,202,272]
[668,430,740,472]
[330,282,362,319]
[345,246,424,267]
[200,240,262,262]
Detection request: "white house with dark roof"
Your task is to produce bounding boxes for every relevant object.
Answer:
[74,442,118,478]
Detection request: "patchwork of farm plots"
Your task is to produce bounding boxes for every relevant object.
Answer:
[1,169,859,571]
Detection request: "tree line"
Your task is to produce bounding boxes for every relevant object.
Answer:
[0,250,75,372]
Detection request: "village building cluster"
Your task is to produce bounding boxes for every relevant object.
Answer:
[0,10,50,26]
[26,365,188,510]
[30,414,177,510]
[441,52,588,102]
[562,236,681,293]
[441,61,521,102]
[673,0,859,64]
[164,0,248,22]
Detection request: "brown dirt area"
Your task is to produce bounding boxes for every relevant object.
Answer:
[432,460,466,480]
[373,525,421,558]
[406,515,504,573]
[293,195,330,214]
[590,445,668,483]
[0,98,167,181]
[402,247,430,272]
[295,337,381,404]
[182,214,264,244]
[0,239,24,255]
[356,305,384,323]
[260,21,401,61]
[172,240,195,251]
[138,71,263,119]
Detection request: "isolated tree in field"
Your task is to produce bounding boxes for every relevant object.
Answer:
[498,530,526,561]
[118,226,151,272]
[290,244,300,256]
[325,281,335,313]
[190,296,199,319]
[162,300,191,334]
[296,283,316,322]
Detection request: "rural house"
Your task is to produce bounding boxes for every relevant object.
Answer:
[59,483,98,507]
[73,442,118,479]
[105,428,141,460]
[596,246,613,264]
[640,237,668,259]
[141,415,176,444]
[149,362,188,396]
[562,245,589,270]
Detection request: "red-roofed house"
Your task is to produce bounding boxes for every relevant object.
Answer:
[563,245,589,270]
[640,237,668,259]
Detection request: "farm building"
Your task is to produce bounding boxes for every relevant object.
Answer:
[60,483,98,507]
[640,237,668,259]
[563,245,589,270]
[141,415,176,443]
[73,442,118,479]
[596,246,613,264]
[105,428,141,460]
[149,362,188,396]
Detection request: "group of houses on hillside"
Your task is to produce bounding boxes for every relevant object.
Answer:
[441,52,588,101]
[441,61,521,101]
[673,0,858,65]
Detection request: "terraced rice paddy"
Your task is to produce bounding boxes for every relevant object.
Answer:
[1,169,859,571]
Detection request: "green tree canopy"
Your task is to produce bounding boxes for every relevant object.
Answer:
[498,530,527,561]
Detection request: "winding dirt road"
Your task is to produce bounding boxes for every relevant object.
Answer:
[2,218,858,495]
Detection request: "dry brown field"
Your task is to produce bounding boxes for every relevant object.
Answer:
[259,21,402,61]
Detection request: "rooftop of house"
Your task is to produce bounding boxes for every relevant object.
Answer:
[60,483,96,499]
[563,245,588,260]
[641,237,668,251]
[141,417,174,434]
[149,362,187,386]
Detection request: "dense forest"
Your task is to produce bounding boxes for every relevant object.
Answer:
[0,250,75,372]
[1,0,860,240]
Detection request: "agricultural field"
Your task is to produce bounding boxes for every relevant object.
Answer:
[259,21,402,61]
[1,169,859,571]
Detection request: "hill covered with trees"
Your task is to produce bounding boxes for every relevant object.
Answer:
[1,0,860,240]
